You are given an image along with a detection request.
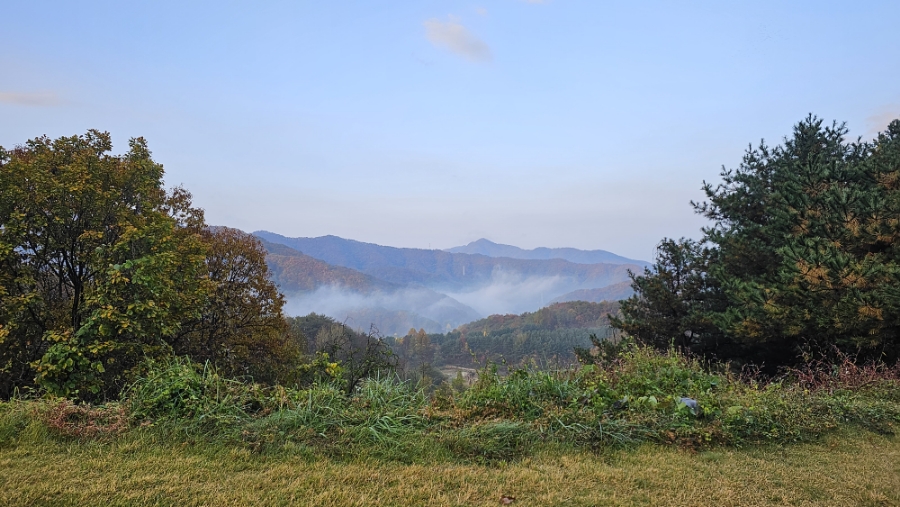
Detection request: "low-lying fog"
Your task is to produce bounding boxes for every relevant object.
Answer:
[283,270,602,335]
[442,271,572,316]
[283,285,481,335]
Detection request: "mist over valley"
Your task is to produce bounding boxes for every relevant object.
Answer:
[257,231,643,334]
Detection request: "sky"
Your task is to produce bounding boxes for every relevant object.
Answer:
[2,1,899,261]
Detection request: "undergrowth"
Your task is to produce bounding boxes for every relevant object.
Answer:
[1,345,898,464]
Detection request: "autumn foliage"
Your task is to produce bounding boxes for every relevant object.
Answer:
[0,131,300,399]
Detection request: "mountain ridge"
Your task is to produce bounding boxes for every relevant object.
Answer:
[253,231,640,297]
[445,238,649,266]
[260,238,398,294]
[257,238,481,335]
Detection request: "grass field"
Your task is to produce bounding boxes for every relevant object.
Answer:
[2,347,898,506]
[1,430,898,506]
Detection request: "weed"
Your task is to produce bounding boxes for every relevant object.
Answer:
[42,399,129,439]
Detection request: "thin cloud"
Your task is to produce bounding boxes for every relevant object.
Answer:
[475,7,488,16]
[0,91,61,106]
[866,104,900,137]
[521,0,550,4]
[423,16,492,62]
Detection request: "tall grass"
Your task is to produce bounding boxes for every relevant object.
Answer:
[1,344,898,464]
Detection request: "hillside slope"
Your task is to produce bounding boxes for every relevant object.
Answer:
[430,300,622,367]
[550,280,634,304]
[456,300,621,336]
[259,239,481,334]
[260,238,397,294]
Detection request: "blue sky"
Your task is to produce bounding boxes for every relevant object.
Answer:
[2,1,899,260]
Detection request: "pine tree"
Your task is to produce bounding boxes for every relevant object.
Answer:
[615,116,900,366]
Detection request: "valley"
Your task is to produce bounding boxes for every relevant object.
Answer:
[256,231,642,335]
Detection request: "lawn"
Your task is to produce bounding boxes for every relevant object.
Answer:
[1,430,897,506]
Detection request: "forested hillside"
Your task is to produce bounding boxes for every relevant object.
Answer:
[261,238,399,294]
[550,281,634,304]
[456,300,620,335]
[259,239,481,334]
[385,301,621,372]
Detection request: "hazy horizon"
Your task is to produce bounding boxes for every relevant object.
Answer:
[3,1,899,260]
[255,229,651,263]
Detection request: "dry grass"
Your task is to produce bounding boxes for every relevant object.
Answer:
[1,431,897,506]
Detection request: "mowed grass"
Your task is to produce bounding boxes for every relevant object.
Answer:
[1,430,898,506]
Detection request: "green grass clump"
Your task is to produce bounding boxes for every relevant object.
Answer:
[0,344,897,465]
[125,357,257,437]
[448,344,900,450]
[240,375,431,459]
[0,400,33,447]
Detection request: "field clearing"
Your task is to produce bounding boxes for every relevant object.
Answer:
[1,431,897,506]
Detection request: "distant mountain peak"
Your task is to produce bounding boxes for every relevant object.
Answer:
[254,230,644,319]
[445,238,648,266]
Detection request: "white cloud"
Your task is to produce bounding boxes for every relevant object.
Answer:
[423,16,492,62]
[0,91,60,106]
[867,104,900,137]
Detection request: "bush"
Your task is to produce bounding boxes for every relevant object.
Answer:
[125,357,257,435]
[449,343,900,449]
[0,344,895,460]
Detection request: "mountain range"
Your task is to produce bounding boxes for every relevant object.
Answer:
[445,238,648,266]
[254,231,644,335]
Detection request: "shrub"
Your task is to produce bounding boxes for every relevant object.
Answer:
[125,357,255,435]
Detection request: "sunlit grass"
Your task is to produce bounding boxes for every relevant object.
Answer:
[1,430,897,506]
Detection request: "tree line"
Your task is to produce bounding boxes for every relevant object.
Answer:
[4,115,897,400]
[0,131,394,400]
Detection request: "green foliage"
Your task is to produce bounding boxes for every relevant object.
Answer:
[574,332,632,366]
[448,344,900,450]
[0,347,897,467]
[126,357,255,435]
[387,328,446,390]
[458,364,583,420]
[0,131,209,399]
[0,132,300,399]
[615,116,900,366]
[699,117,900,360]
[289,314,396,394]
[174,227,301,385]
[611,239,725,354]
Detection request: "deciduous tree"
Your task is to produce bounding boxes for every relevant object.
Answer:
[0,131,207,398]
